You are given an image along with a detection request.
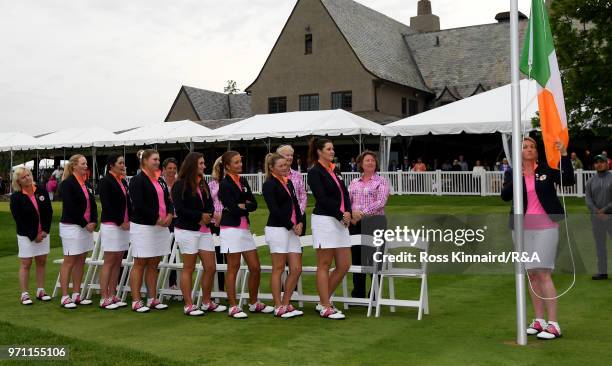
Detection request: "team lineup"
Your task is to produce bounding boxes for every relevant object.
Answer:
[10,138,390,320]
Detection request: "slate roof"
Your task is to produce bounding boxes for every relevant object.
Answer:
[404,21,528,99]
[182,86,252,120]
[320,0,430,93]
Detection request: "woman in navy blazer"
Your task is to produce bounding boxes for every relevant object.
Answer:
[262,153,304,318]
[10,167,53,305]
[58,154,98,308]
[501,137,574,340]
[307,138,352,320]
[98,154,131,310]
[218,150,273,318]
[172,152,227,316]
[128,149,173,313]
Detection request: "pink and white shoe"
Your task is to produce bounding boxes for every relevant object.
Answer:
[537,322,562,340]
[72,293,92,305]
[320,306,345,320]
[286,304,303,317]
[274,305,297,318]
[99,297,119,310]
[248,302,274,314]
[228,305,248,319]
[21,293,33,305]
[184,304,205,316]
[132,300,150,313]
[526,319,547,335]
[60,295,77,309]
[36,289,51,301]
[201,301,227,313]
[147,298,168,310]
[111,296,127,308]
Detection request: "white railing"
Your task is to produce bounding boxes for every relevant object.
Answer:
[126,170,596,197]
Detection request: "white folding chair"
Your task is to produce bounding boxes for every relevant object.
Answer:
[157,239,183,302]
[374,236,429,319]
[237,234,273,306]
[52,231,100,298]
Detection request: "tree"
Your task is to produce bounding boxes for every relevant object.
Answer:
[549,0,611,139]
[224,80,240,94]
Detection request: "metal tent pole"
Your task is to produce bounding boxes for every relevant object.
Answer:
[510,0,527,346]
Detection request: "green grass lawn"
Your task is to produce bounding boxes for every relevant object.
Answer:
[0,196,611,365]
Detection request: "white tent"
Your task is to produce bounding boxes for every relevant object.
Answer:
[12,159,66,170]
[386,79,538,136]
[97,120,213,147]
[26,126,118,149]
[0,132,38,152]
[200,109,394,142]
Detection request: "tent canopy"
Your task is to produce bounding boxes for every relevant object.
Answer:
[200,109,394,142]
[26,126,118,150]
[0,132,38,152]
[97,120,213,147]
[386,79,538,136]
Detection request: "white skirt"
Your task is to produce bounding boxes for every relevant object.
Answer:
[59,223,94,256]
[220,228,256,254]
[129,222,172,258]
[100,223,130,252]
[265,226,302,254]
[175,228,215,254]
[311,214,351,249]
[17,235,50,258]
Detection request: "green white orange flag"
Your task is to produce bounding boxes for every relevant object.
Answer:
[520,0,569,169]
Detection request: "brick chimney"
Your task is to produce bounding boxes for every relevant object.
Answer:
[410,0,440,33]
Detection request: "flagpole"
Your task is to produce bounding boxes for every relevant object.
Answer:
[510,0,527,346]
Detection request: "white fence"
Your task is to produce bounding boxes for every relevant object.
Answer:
[125,170,595,197]
[195,170,596,197]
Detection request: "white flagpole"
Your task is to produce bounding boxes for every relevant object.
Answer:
[510,0,527,346]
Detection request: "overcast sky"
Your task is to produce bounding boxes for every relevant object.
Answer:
[0,0,531,135]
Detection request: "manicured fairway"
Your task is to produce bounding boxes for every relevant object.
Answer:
[0,196,611,365]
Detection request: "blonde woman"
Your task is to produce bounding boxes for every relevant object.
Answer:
[262,153,304,318]
[128,149,173,313]
[58,154,98,308]
[207,156,226,292]
[10,167,53,305]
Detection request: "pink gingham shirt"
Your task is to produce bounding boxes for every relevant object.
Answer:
[288,168,307,214]
[348,173,390,216]
[208,179,223,226]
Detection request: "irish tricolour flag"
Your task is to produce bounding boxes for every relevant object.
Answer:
[520,0,569,169]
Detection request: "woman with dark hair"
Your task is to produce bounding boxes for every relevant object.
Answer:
[348,150,390,298]
[10,167,53,305]
[172,152,227,316]
[98,154,131,310]
[58,154,97,308]
[262,153,304,318]
[501,137,574,340]
[218,151,273,318]
[161,157,179,292]
[307,138,352,319]
[128,149,173,313]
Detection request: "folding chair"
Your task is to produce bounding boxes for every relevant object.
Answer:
[374,236,429,319]
[237,234,274,306]
[52,231,100,298]
[157,239,183,302]
[193,235,250,307]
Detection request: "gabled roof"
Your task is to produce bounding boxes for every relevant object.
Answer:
[405,21,528,99]
[168,86,252,121]
[246,0,431,93]
[320,0,430,92]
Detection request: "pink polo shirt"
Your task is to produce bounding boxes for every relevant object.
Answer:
[524,174,557,230]
[28,194,42,234]
[327,169,346,213]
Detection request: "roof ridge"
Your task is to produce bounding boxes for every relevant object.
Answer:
[405,20,513,36]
